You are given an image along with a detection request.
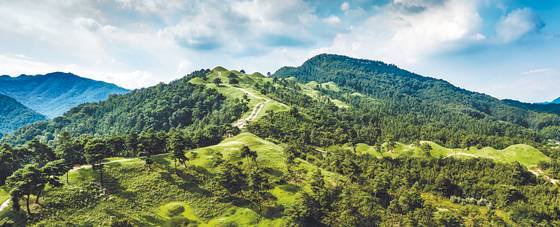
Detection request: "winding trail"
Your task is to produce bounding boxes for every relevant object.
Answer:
[233,87,270,129]
[446,152,478,158]
[529,168,559,185]
[0,199,9,213]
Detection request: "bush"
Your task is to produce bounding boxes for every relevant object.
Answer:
[166,204,186,217]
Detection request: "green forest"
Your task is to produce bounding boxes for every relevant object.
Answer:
[1,55,560,226]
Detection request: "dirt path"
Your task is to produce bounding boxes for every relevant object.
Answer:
[0,199,9,213]
[529,168,559,185]
[233,87,270,129]
[72,152,171,171]
[446,152,478,158]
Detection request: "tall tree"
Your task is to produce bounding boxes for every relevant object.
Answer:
[54,132,81,183]
[36,159,68,203]
[240,145,259,170]
[27,139,56,166]
[6,164,45,214]
[167,130,188,172]
[0,144,19,185]
[84,138,106,184]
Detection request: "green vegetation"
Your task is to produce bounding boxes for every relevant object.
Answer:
[274,54,560,147]
[334,141,550,168]
[3,69,247,145]
[0,94,45,136]
[2,54,560,226]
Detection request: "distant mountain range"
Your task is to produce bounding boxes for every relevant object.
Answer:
[0,72,128,118]
[0,94,45,136]
[552,97,560,104]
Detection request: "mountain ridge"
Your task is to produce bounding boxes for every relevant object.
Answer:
[0,94,45,136]
[0,72,128,118]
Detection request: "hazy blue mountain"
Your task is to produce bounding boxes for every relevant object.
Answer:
[0,72,128,118]
[552,97,560,104]
[0,94,45,136]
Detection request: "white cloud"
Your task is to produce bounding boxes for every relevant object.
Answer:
[324,15,342,25]
[520,68,551,76]
[0,54,157,88]
[0,0,556,102]
[341,2,350,11]
[483,68,560,102]
[320,0,483,65]
[496,8,544,43]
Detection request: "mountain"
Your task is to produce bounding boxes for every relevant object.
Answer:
[0,72,129,118]
[503,99,560,115]
[0,94,45,136]
[2,69,247,145]
[3,56,560,226]
[552,97,560,104]
[271,54,560,145]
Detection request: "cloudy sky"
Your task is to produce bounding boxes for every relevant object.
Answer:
[0,0,559,102]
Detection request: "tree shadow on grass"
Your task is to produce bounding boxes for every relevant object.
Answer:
[158,170,212,197]
[100,163,137,202]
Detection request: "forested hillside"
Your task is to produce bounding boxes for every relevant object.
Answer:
[2,57,560,226]
[271,54,560,147]
[0,94,45,136]
[2,70,247,145]
[0,72,128,118]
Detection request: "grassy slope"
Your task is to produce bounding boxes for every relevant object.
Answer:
[190,68,289,122]
[2,133,507,225]
[302,81,348,108]
[0,187,7,203]
[2,133,337,226]
[330,141,550,169]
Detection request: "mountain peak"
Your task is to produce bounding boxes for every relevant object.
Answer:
[0,72,128,118]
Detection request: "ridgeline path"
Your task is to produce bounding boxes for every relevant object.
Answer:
[233,87,270,129]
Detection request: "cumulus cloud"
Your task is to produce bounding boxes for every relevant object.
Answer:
[324,15,342,25]
[496,8,545,43]
[0,54,158,88]
[319,0,483,65]
[0,0,557,102]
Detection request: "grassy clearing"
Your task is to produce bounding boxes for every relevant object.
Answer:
[329,141,549,168]
[191,68,289,122]
[421,193,514,226]
[301,81,348,108]
[2,133,330,226]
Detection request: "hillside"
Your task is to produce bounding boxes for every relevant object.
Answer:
[0,94,45,136]
[552,97,560,104]
[0,72,128,118]
[271,54,560,147]
[2,57,560,226]
[1,69,249,145]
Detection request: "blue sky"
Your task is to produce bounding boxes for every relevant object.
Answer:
[0,0,559,102]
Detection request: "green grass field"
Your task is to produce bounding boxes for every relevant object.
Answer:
[329,141,550,168]
[301,81,348,108]
[0,187,8,203]
[1,133,334,226]
[190,68,290,122]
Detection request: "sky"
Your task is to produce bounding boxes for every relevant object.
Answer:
[0,0,559,102]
